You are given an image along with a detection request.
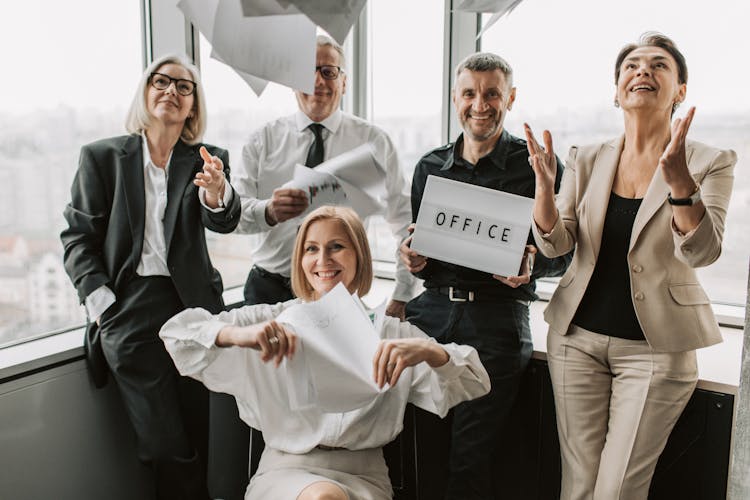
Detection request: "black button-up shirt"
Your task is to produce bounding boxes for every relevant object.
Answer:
[410,129,571,301]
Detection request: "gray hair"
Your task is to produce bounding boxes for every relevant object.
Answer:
[125,54,207,145]
[454,52,514,88]
[317,34,346,70]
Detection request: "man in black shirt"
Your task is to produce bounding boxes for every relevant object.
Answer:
[401,52,571,500]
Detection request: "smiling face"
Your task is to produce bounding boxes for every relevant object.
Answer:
[301,219,358,298]
[615,46,686,116]
[146,63,195,127]
[453,69,515,144]
[295,45,347,122]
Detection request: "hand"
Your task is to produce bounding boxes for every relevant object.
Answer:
[524,123,557,195]
[372,338,449,388]
[399,224,427,273]
[217,321,297,367]
[385,300,406,321]
[265,188,309,225]
[194,146,226,208]
[660,106,698,196]
[493,245,537,288]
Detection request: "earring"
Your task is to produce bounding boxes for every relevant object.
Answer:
[672,102,680,112]
[614,99,620,108]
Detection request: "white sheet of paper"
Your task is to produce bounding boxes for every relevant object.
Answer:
[316,144,387,218]
[240,0,299,16]
[178,0,218,39]
[278,283,383,412]
[456,0,521,13]
[211,1,317,94]
[284,0,367,45]
[410,175,533,277]
[283,166,348,219]
[179,0,271,95]
[240,0,364,44]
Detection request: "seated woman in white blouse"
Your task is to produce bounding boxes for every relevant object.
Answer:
[160,205,490,500]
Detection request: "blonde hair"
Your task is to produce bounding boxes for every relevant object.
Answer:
[291,206,373,301]
[125,54,207,145]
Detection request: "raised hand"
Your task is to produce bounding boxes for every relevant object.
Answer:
[372,337,449,388]
[265,188,309,225]
[399,224,427,273]
[524,123,557,194]
[194,146,226,208]
[524,124,559,234]
[660,106,697,195]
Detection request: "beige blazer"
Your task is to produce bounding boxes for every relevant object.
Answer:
[532,137,736,352]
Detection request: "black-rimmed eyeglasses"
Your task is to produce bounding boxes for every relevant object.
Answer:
[149,72,197,96]
[316,65,343,80]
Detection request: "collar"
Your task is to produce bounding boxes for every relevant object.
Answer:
[140,131,174,170]
[295,109,343,135]
[441,129,511,171]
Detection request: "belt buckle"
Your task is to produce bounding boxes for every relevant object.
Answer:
[449,287,474,302]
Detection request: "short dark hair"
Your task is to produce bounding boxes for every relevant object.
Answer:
[455,52,513,88]
[614,32,688,85]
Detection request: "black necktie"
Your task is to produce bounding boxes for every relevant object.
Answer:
[305,123,325,167]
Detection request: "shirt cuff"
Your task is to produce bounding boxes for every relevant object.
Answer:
[192,319,232,348]
[85,285,116,322]
[199,186,231,212]
[253,199,274,230]
[431,343,472,381]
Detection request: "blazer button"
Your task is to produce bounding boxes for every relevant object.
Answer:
[632,264,643,273]
[634,291,644,300]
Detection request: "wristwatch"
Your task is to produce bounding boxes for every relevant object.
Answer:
[667,185,701,206]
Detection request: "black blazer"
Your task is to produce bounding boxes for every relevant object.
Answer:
[61,134,241,314]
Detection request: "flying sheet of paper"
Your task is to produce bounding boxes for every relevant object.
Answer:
[239,0,299,16]
[240,0,365,45]
[210,0,317,94]
[278,283,384,412]
[283,166,347,218]
[455,0,524,38]
[178,0,271,95]
[283,145,387,219]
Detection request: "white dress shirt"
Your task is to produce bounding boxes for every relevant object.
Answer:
[159,300,490,454]
[232,110,415,301]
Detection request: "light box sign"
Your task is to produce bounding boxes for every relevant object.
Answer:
[410,175,533,277]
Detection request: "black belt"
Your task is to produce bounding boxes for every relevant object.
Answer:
[253,265,291,286]
[431,286,530,306]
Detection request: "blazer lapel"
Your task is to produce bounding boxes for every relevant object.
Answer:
[630,142,696,250]
[119,135,145,260]
[586,136,622,259]
[163,140,198,256]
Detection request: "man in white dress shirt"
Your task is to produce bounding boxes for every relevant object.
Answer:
[210,34,416,500]
[232,34,415,315]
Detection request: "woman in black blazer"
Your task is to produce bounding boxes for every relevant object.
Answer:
[61,54,240,499]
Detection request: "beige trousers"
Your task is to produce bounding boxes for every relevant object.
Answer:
[547,325,698,500]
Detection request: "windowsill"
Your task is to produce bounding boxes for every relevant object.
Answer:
[1,277,744,395]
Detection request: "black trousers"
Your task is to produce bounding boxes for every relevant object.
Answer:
[208,266,294,500]
[406,289,533,500]
[99,276,209,500]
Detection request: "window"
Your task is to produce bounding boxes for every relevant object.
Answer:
[197,34,300,291]
[481,0,749,306]
[367,0,445,262]
[0,0,141,346]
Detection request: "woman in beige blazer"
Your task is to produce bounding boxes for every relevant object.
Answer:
[524,33,736,500]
